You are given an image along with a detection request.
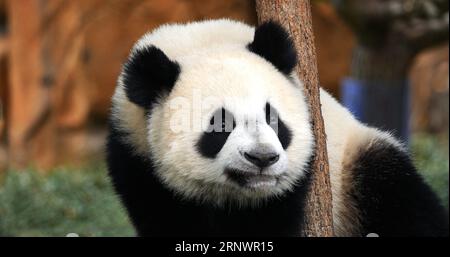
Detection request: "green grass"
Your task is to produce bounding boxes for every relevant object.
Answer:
[0,163,135,237]
[0,134,447,236]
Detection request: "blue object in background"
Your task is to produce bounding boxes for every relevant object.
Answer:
[341,78,410,144]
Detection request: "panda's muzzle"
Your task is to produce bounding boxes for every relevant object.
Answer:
[225,168,278,189]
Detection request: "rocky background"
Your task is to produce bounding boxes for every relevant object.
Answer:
[0,0,447,171]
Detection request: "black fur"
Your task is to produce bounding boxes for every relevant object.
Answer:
[107,120,311,236]
[265,102,292,149]
[108,120,449,236]
[247,21,297,75]
[123,46,180,109]
[352,140,449,237]
[197,108,236,158]
[109,22,447,237]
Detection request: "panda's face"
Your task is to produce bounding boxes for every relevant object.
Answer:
[146,52,314,206]
[114,21,315,206]
[197,102,290,189]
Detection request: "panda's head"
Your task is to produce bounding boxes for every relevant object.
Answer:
[114,20,314,207]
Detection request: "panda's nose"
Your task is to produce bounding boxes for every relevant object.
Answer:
[244,151,280,168]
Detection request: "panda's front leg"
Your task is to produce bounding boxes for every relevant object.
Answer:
[350,139,448,237]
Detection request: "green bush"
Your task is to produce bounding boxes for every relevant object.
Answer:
[411,133,449,210]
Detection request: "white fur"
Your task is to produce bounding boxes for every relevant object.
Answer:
[319,89,406,236]
[111,19,405,234]
[147,46,313,207]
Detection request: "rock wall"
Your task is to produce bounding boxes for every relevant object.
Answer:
[0,0,446,170]
[3,0,257,170]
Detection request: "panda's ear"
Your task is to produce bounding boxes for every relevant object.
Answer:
[247,21,297,75]
[122,46,180,109]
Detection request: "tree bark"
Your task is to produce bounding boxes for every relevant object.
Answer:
[255,0,334,236]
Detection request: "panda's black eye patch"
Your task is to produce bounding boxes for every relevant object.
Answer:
[208,108,236,133]
[265,102,278,129]
[265,102,292,149]
[197,108,236,158]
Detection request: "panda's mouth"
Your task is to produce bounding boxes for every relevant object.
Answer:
[225,168,278,189]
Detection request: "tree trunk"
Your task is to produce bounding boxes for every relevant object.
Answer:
[255,0,334,237]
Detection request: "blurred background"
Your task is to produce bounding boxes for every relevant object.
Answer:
[0,0,448,236]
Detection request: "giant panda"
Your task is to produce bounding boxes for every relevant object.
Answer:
[107,19,448,237]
